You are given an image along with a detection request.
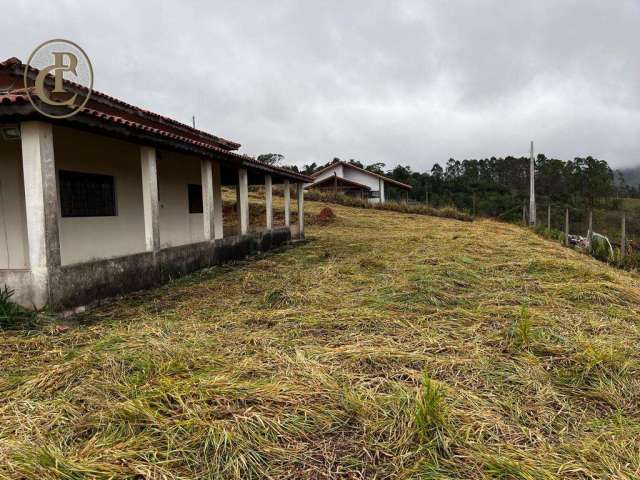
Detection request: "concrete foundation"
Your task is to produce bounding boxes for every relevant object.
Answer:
[9,227,291,310]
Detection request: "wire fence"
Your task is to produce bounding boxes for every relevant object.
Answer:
[524,202,640,250]
[411,192,640,252]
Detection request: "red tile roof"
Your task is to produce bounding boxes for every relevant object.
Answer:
[308,174,372,190]
[311,160,412,190]
[0,57,312,182]
[0,57,240,150]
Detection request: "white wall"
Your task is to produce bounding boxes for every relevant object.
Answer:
[157,151,204,248]
[0,136,29,268]
[53,126,147,265]
[2,125,216,269]
[342,165,384,203]
[342,166,380,190]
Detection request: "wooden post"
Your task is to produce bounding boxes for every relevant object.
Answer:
[522,204,527,226]
[587,210,593,249]
[547,203,551,231]
[621,212,626,259]
[565,208,570,246]
[425,191,429,206]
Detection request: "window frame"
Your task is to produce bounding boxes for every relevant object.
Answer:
[58,169,118,218]
[187,183,203,214]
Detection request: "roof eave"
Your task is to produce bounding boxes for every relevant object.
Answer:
[0,101,312,183]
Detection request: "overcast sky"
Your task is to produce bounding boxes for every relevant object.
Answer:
[2,1,639,170]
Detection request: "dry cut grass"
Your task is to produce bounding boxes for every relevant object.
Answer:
[1,199,640,479]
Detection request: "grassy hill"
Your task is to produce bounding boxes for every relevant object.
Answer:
[1,198,640,478]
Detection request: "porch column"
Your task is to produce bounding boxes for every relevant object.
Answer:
[212,160,223,240]
[140,146,160,252]
[297,182,305,239]
[201,159,214,240]
[283,179,291,227]
[238,168,249,235]
[265,174,273,230]
[379,179,386,204]
[20,121,61,308]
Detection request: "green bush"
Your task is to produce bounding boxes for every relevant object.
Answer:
[590,236,613,263]
[0,286,37,329]
[612,248,640,271]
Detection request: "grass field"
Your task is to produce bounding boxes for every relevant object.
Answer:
[1,198,640,479]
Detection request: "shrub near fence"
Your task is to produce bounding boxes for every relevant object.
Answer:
[534,204,640,272]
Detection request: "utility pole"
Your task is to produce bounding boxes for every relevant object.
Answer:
[192,116,196,128]
[529,141,536,226]
[547,203,551,231]
[621,212,626,259]
[565,208,570,246]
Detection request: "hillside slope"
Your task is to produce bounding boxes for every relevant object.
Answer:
[1,200,639,479]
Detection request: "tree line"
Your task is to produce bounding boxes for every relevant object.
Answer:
[282,155,639,217]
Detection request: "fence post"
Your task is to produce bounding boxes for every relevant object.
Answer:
[547,203,551,231]
[565,208,570,246]
[472,192,476,217]
[587,210,593,249]
[621,212,626,259]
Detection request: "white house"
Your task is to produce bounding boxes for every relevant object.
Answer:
[306,160,411,203]
[0,57,312,309]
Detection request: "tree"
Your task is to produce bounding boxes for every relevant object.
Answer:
[301,163,317,175]
[365,162,386,175]
[257,153,284,165]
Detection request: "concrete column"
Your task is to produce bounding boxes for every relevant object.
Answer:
[238,168,249,235]
[283,179,291,227]
[265,174,273,230]
[20,121,61,308]
[201,159,214,240]
[297,182,305,239]
[212,160,223,240]
[379,178,385,204]
[140,146,160,252]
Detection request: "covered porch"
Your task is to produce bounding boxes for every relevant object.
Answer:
[0,121,308,309]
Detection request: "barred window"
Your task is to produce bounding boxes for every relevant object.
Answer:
[59,170,117,217]
[188,184,203,214]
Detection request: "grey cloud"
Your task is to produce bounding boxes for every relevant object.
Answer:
[2,0,639,169]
